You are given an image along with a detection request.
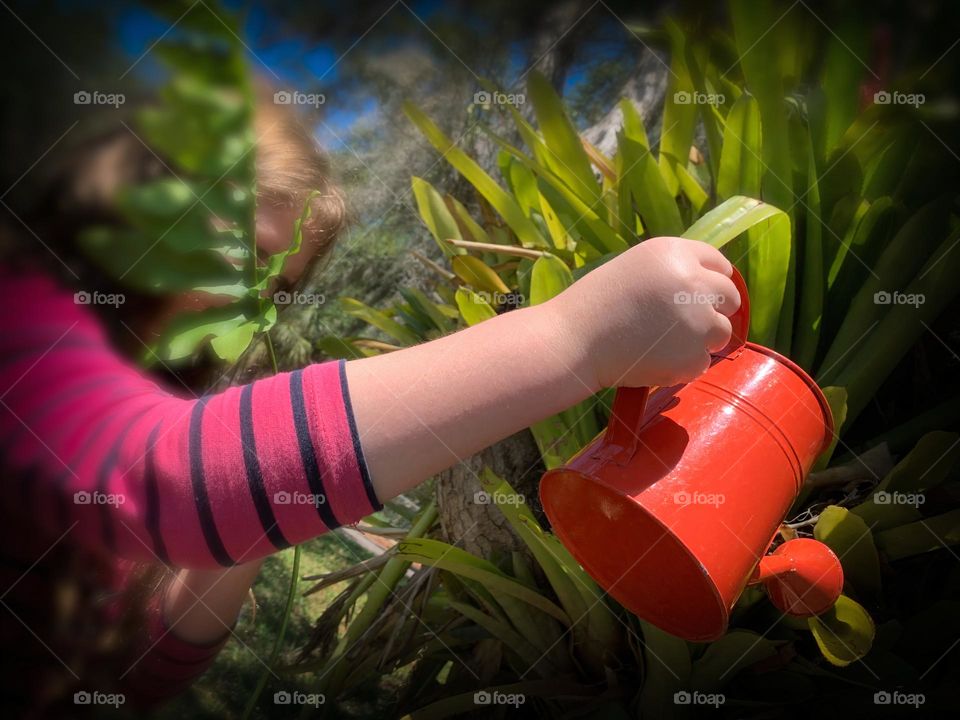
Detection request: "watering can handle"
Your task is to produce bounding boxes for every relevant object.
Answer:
[606,266,750,452]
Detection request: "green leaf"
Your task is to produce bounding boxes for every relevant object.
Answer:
[412,177,462,256]
[807,595,875,667]
[683,196,791,347]
[160,306,247,361]
[813,505,881,599]
[812,386,846,471]
[455,287,497,326]
[638,621,692,718]
[527,71,601,205]
[529,254,573,305]
[451,255,511,294]
[618,135,684,237]
[80,227,235,294]
[878,431,960,493]
[209,319,258,363]
[875,509,960,561]
[394,538,570,624]
[403,102,546,248]
[340,298,420,346]
[717,94,762,201]
[689,630,777,691]
[658,19,698,195]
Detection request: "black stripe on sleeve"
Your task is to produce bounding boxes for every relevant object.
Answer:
[189,397,234,567]
[143,421,171,565]
[338,359,382,511]
[289,369,340,529]
[240,383,290,551]
[96,406,153,551]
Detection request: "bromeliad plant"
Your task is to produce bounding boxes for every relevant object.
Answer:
[310,2,960,716]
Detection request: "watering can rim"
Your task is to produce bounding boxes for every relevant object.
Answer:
[540,466,733,641]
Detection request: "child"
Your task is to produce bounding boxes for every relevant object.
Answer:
[0,98,738,715]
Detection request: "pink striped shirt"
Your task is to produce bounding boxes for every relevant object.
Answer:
[0,270,380,710]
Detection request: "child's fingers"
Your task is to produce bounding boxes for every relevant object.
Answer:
[709,273,741,316]
[686,240,733,276]
[706,313,733,353]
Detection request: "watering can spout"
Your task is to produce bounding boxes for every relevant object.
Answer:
[749,538,844,618]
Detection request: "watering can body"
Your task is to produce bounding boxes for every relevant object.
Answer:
[540,268,841,642]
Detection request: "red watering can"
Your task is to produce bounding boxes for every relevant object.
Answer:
[540,267,843,642]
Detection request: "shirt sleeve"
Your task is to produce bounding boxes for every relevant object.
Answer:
[0,271,382,568]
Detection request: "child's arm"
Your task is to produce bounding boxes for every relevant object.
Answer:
[348,236,739,501]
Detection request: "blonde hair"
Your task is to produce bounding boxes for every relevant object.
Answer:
[254,90,347,262]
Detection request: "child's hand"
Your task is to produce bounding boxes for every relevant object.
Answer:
[551,236,741,389]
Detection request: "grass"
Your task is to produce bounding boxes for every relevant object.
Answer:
[155,532,402,719]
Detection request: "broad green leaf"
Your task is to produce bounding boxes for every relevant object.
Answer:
[829,223,960,423]
[411,177,462,256]
[618,135,684,237]
[446,601,547,674]
[717,94,762,201]
[394,538,570,624]
[451,255,511,294]
[730,0,793,209]
[813,505,881,599]
[80,227,235,293]
[209,319,258,363]
[403,102,546,248]
[879,430,960,493]
[793,127,825,370]
[161,306,246,361]
[689,630,777,691]
[455,287,497,325]
[529,254,573,305]
[683,196,791,347]
[658,19,698,195]
[527,71,601,205]
[400,287,454,333]
[818,200,951,382]
[808,595,875,667]
[340,297,420,346]
[676,164,709,214]
[316,336,371,359]
[478,127,628,254]
[444,195,489,245]
[638,621,692,718]
[812,386,846,471]
[875,509,960,561]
